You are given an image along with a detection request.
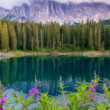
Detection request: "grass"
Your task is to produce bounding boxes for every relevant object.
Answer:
[0,49,110,60]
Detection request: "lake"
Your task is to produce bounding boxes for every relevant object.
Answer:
[0,56,110,96]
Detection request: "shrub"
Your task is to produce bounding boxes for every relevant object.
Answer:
[0,75,110,110]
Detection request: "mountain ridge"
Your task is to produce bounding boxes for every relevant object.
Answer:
[0,0,110,24]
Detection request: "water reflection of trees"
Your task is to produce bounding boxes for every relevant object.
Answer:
[0,56,110,86]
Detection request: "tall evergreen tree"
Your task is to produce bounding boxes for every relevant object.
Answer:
[61,34,64,49]
[61,23,70,45]
[22,26,26,51]
[26,22,32,50]
[47,25,51,48]
[97,29,101,50]
[81,25,86,50]
[16,21,21,49]
[0,21,2,49]
[88,28,94,50]
[94,25,98,50]
[40,29,43,50]
[35,25,39,51]
[8,22,17,50]
[31,37,34,51]
[73,36,76,51]
[2,23,9,51]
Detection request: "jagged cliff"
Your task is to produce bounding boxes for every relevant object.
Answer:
[0,0,110,24]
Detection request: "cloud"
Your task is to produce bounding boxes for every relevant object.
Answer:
[0,0,109,9]
[0,0,30,9]
[53,0,110,4]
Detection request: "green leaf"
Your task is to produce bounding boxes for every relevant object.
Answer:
[20,91,23,101]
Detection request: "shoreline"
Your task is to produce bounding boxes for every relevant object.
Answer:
[0,51,110,60]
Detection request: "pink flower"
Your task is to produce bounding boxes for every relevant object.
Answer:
[28,87,39,101]
[4,96,7,98]
[91,81,95,85]
[88,87,91,91]
[1,98,6,104]
[31,88,35,91]
[0,105,3,110]
[92,87,96,94]
[2,89,5,93]
[95,82,98,86]
[35,90,39,95]
[25,94,29,98]
[35,96,38,99]
[29,88,39,96]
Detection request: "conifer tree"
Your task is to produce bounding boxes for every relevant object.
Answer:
[97,29,101,50]
[35,26,39,51]
[61,23,70,45]
[22,26,26,51]
[73,36,76,51]
[0,21,2,49]
[40,29,43,50]
[26,22,32,50]
[31,37,34,51]
[47,25,51,48]
[94,25,98,50]
[8,22,17,50]
[61,34,64,49]
[2,23,9,51]
[16,21,21,49]
[88,28,94,50]
[55,23,60,49]
[81,25,86,50]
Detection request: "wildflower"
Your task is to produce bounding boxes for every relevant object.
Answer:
[0,97,6,110]
[0,105,3,110]
[91,80,95,85]
[2,89,5,93]
[92,87,96,94]
[88,87,91,91]
[35,96,38,99]
[25,94,29,98]
[26,87,39,101]
[0,98,6,104]
[29,88,39,96]
[91,80,98,86]
[29,89,34,96]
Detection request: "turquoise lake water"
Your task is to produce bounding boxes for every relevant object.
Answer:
[0,56,110,96]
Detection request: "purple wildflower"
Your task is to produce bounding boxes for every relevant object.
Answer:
[92,87,96,94]
[2,89,5,93]
[29,88,39,96]
[35,96,38,99]
[29,90,34,96]
[27,87,39,101]
[0,105,3,110]
[0,98,6,104]
[25,94,29,98]
[88,87,91,91]
[91,81,95,85]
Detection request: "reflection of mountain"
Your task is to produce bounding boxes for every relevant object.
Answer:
[1,1,110,24]
[6,80,78,96]
[0,56,110,95]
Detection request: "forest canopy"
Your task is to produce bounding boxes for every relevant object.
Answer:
[0,20,109,51]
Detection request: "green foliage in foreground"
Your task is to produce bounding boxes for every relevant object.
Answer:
[1,75,110,110]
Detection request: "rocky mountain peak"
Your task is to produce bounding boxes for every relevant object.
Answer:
[0,0,110,24]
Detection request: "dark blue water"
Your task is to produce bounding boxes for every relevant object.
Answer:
[0,56,110,96]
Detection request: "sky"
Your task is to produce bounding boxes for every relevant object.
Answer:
[0,0,30,9]
[0,0,109,9]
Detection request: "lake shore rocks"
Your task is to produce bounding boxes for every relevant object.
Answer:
[0,51,110,60]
